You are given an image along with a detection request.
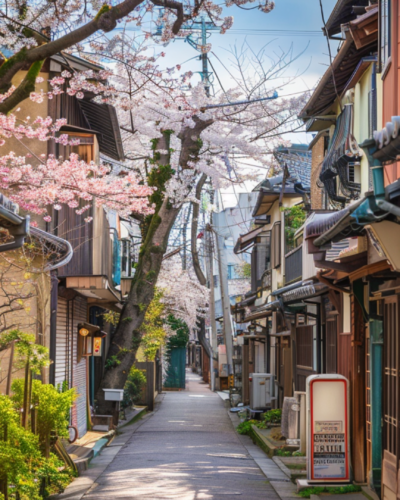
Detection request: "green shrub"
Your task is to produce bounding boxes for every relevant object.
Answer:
[263,408,282,424]
[11,378,75,445]
[0,395,74,499]
[123,366,147,408]
[236,419,259,435]
[276,448,292,457]
[298,485,361,498]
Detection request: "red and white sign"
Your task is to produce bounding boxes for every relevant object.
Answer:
[307,375,350,482]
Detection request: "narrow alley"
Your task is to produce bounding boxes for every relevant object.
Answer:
[59,373,288,500]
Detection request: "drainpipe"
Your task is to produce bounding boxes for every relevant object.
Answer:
[370,317,383,495]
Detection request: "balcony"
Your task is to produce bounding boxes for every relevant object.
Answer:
[285,245,302,284]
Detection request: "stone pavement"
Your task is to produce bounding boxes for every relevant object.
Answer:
[55,372,293,500]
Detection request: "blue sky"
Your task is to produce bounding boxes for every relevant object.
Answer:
[158,0,338,142]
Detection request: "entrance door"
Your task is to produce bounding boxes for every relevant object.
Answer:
[296,325,316,392]
[382,295,400,500]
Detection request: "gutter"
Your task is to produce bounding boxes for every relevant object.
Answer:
[272,280,313,297]
[313,138,400,249]
[0,206,29,252]
[30,227,73,271]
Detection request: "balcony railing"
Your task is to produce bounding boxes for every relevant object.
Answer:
[285,245,302,284]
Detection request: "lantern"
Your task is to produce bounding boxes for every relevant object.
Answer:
[79,327,90,337]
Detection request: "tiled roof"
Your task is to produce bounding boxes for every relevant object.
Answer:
[274,145,311,189]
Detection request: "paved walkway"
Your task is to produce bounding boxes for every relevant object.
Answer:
[56,372,290,500]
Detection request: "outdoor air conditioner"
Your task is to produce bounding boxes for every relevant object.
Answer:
[249,373,276,409]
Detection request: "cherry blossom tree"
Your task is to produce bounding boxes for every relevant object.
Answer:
[0,0,276,114]
[94,39,308,412]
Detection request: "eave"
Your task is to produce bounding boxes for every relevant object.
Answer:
[300,38,377,120]
[348,5,378,49]
[325,0,370,37]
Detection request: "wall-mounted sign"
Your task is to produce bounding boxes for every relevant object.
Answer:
[306,375,350,482]
[93,337,102,357]
[79,327,90,337]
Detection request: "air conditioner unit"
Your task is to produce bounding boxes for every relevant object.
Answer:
[249,373,276,409]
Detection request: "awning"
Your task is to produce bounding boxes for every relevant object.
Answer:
[243,309,273,322]
[305,191,399,249]
[273,280,310,296]
[243,299,280,322]
[233,292,257,309]
[252,175,299,217]
[282,283,329,304]
[234,227,263,254]
[319,104,361,204]
[66,275,122,311]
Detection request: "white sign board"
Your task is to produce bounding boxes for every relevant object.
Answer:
[306,375,350,482]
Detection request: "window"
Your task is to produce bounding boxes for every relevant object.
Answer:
[227,264,238,280]
[380,0,391,69]
[213,275,219,288]
[251,232,271,291]
[57,132,95,162]
[121,239,132,278]
[271,222,281,269]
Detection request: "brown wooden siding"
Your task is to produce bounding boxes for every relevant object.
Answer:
[271,222,281,269]
[55,205,93,277]
[350,295,367,483]
[55,295,88,438]
[382,294,400,500]
[325,318,337,373]
[296,325,315,392]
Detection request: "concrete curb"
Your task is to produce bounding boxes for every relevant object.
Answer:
[50,407,151,499]
[228,410,301,500]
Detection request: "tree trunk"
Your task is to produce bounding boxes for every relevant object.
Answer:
[95,198,180,413]
[96,119,214,414]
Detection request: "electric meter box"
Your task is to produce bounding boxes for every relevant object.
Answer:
[250,373,275,409]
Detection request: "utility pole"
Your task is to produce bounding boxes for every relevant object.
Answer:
[205,225,218,391]
[213,227,234,375]
[153,11,219,96]
[200,16,210,97]
[182,204,192,270]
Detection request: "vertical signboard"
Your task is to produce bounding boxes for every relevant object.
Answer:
[306,374,350,482]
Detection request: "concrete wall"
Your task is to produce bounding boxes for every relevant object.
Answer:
[0,249,51,393]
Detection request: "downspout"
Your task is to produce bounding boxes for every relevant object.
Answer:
[49,272,58,386]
